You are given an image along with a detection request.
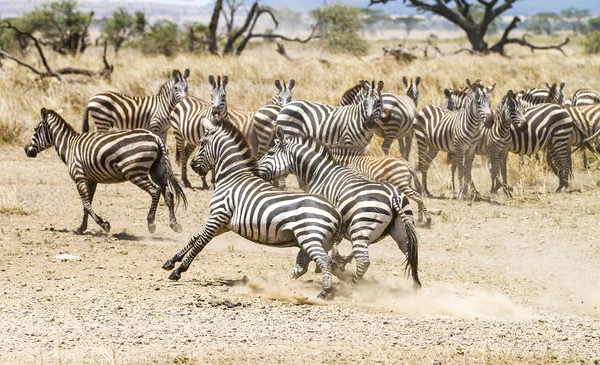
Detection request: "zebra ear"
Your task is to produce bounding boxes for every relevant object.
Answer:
[172,69,180,80]
[402,76,409,88]
[275,80,282,92]
[40,108,48,119]
[288,79,295,90]
[506,89,515,99]
[487,83,497,94]
[560,82,565,90]
[209,75,216,88]
[466,79,472,88]
[275,126,286,145]
[222,75,228,88]
[443,88,451,99]
[56,107,64,115]
[545,82,551,89]
[183,69,190,79]
[377,80,384,91]
[415,76,421,87]
[202,117,215,134]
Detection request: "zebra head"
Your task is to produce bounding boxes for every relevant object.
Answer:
[274,79,295,107]
[545,82,565,105]
[256,126,292,182]
[190,117,219,175]
[498,90,525,130]
[403,76,421,107]
[364,80,385,126]
[209,75,228,116]
[171,69,190,102]
[467,79,495,125]
[25,107,63,158]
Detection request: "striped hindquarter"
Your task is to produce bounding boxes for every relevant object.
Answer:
[565,88,600,106]
[83,69,189,142]
[329,146,431,226]
[25,108,187,234]
[256,130,421,291]
[163,117,342,299]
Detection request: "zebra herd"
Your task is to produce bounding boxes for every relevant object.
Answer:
[23,68,600,298]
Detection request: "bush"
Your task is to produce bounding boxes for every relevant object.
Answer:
[311,4,369,56]
[140,21,180,57]
[582,31,600,54]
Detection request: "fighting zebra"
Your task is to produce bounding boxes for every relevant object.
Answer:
[25,108,187,234]
[277,80,384,149]
[171,76,292,188]
[251,79,295,157]
[517,82,565,108]
[414,80,494,199]
[339,77,421,158]
[565,88,600,106]
[82,69,190,142]
[327,145,432,227]
[257,127,421,291]
[162,116,343,299]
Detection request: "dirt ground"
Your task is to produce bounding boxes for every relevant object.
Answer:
[1,145,599,365]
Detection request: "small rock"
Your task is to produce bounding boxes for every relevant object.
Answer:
[96,265,106,270]
[35,287,42,292]
[55,254,81,262]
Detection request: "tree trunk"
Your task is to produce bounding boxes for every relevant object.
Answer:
[208,0,223,55]
[465,27,489,52]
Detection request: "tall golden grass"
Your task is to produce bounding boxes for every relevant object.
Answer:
[2,38,599,194]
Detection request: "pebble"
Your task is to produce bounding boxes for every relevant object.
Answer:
[55,254,81,262]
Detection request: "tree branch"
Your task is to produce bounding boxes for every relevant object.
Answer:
[505,34,570,55]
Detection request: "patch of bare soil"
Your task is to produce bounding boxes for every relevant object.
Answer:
[1,146,599,364]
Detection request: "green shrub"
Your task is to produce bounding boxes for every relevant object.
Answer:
[582,31,600,54]
[311,4,369,56]
[140,21,180,57]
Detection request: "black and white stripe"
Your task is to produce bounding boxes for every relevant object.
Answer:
[25,108,187,234]
[565,88,600,106]
[414,80,494,198]
[257,127,421,290]
[82,69,190,142]
[276,80,384,149]
[517,82,565,108]
[327,145,431,226]
[162,116,343,299]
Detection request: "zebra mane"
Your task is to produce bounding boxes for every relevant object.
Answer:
[45,109,79,135]
[339,81,366,106]
[214,117,260,173]
[293,135,334,160]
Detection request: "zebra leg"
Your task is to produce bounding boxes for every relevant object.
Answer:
[291,249,310,279]
[181,143,195,189]
[553,142,572,192]
[463,149,479,199]
[453,149,465,199]
[149,163,183,233]
[545,149,559,177]
[583,151,588,170]
[418,146,438,198]
[297,238,333,299]
[499,152,512,198]
[128,174,162,234]
[165,215,227,279]
[489,151,501,198]
[348,236,371,290]
[450,160,457,198]
[381,135,395,155]
[403,134,413,161]
[402,186,430,227]
[75,181,97,234]
[74,178,110,234]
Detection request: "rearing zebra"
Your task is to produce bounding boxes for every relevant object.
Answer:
[83,69,190,142]
[25,108,187,234]
[257,127,421,291]
[276,80,385,149]
[339,77,421,158]
[162,116,343,299]
[414,80,494,199]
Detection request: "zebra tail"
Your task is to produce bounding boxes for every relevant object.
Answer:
[408,167,423,195]
[175,147,181,166]
[158,140,188,210]
[82,107,90,133]
[391,190,421,289]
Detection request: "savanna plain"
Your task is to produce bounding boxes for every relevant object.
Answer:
[1,41,600,364]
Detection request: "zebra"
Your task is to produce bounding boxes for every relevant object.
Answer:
[565,88,600,106]
[256,127,421,291]
[517,82,565,108]
[327,145,432,227]
[251,79,296,157]
[339,77,421,158]
[414,80,495,199]
[276,80,385,150]
[25,108,187,234]
[162,116,343,300]
[82,69,190,142]
[563,104,600,168]
[171,76,292,189]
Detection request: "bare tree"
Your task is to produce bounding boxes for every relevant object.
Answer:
[208,0,223,55]
[395,15,422,36]
[369,0,569,55]
[221,0,244,36]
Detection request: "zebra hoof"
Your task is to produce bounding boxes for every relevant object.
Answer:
[170,222,183,233]
[183,181,192,189]
[74,227,85,235]
[316,289,333,300]
[148,223,156,234]
[102,222,111,233]
[162,259,175,270]
[425,217,432,228]
[168,269,181,281]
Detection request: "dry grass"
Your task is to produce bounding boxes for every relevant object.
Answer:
[0,186,28,216]
[1,38,600,192]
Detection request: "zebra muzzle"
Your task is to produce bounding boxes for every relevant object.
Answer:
[24,144,37,158]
